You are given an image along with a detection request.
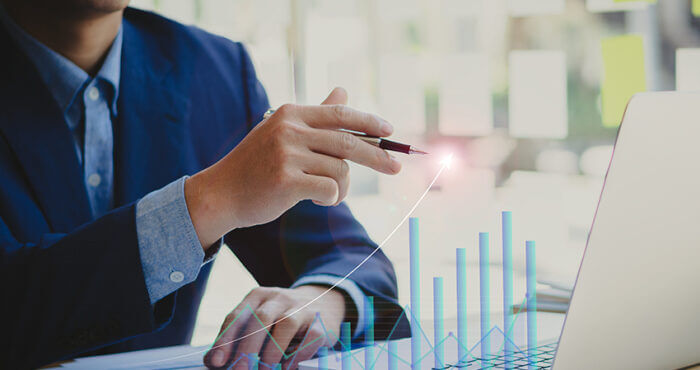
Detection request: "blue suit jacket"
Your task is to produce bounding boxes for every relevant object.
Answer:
[0,8,408,369]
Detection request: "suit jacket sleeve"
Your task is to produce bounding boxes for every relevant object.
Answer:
[0,205,175,368]
[224,44,410,341]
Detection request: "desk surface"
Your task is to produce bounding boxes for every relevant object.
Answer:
[55,311,697,369]
[57,312,565,369]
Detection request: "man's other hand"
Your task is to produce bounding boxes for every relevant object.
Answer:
[203,285,346,369]
[184,87,402,249]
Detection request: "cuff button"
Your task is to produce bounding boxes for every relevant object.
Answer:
[169,271,185,283]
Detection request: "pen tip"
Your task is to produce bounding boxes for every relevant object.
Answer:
[409,148,429,155]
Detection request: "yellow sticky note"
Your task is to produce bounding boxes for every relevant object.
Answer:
[601,35,647,127]
[693,0,700,17]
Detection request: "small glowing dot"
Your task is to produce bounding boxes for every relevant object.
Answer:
[441,153,454,169]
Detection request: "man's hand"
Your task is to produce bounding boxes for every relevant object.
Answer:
[203,285,346,369]
[185,87,401,248]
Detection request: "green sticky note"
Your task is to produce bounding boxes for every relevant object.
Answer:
[601,35,647,127]
[613,0,656,3]
[693,0,700,17]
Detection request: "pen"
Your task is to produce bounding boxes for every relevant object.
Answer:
[263,108,429,155]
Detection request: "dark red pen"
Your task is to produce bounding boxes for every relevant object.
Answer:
[264,108,428,155]
[347,133,428,155]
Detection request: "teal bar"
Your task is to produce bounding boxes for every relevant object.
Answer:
[479,232,491,368]
[274,365,281,370]
[502,211,514,369]
[341,322,351,370]
[365,296,375,370]
[433,277,445,369]
[388,340,398,370]
[409,218,421,370]
[248,353,258,370]
[456,248,468,363]
[318,347,328,370]
[526,241,537,369]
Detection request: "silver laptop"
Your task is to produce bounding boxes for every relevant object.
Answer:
[301,92,700,369]
[553,93,700,369]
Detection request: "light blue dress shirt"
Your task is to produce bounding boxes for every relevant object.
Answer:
[0,8,367,336]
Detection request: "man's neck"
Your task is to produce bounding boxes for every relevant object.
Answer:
[2,3,122,75]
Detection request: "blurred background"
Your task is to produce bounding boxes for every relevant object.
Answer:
[128,0,700,345]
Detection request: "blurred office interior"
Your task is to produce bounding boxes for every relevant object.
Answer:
[127,0,699,345]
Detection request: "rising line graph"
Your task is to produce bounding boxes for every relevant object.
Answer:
[128,155,454,368]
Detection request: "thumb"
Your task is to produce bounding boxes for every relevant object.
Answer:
[321,87,348,105]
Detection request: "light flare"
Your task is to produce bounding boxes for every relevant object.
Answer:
[441,153,454,169]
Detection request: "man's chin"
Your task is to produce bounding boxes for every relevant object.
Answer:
[40,0,130,15]
[75,0,130,13]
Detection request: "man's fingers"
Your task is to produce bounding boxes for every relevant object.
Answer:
[282,319,329,370]
[294,104,393,137]
[205,309,252,368]
[297,174,339,206]
[204,294,264,368]
[321,87,348,105]
[299,153,350,206]
[260,310,310,365]
[307,130,401,175]
[232,299,288,370]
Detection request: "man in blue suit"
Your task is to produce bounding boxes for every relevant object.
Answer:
[0,1,409,368]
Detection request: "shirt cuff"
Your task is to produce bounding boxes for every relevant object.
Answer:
[291,274,368,338]
[136,176,214,304]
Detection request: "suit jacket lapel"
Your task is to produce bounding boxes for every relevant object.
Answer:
[0,26,93,232]
[113,16,192,206]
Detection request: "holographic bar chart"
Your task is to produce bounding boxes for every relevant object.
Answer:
[408,218,421,370]
[526,241,538,369]
[307,212,545,369]
[502,211,514,370]
[391,213,541,369]
[341,322,351,370]
[250,353,259,370]
[388,339,398,370]
[456,247,468,364]
[365,296,374,370]
[433,277,445,369]
[479,231,491,367]
[317,347,327,370]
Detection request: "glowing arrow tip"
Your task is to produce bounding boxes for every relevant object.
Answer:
[441,153,454,169]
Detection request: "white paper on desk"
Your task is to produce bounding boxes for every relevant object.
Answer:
[538,275,576,292]
[60,344,208,369]
[508,0,565,17]
[439,53,493,136]
[508,50,568,139]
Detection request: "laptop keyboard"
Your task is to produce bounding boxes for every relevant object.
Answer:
[433,342,558,369]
